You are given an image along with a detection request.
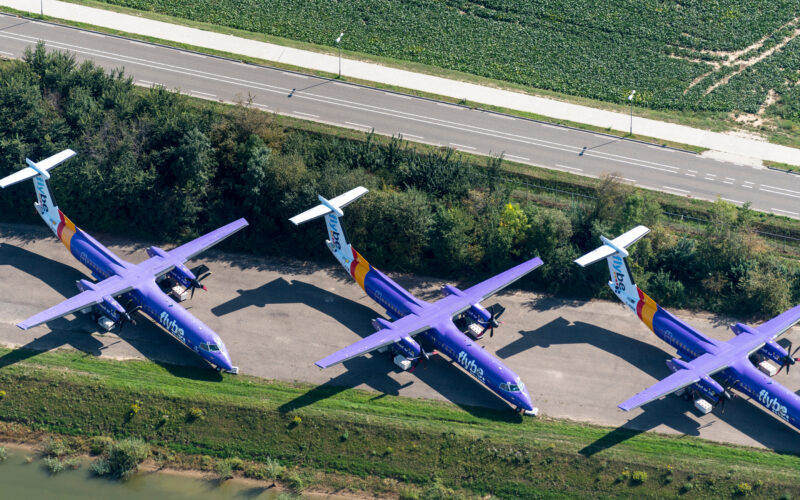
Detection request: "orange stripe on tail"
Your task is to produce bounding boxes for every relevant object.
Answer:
[350,248,370,291]
[636,287,658,332]
[56,210,77,252]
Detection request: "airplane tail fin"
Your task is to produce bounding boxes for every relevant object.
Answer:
[290,186,369,270]
[0,149,76,234]
[574,226,650,308]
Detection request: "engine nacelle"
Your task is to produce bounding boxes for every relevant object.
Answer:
[667,358,726,403]
[464,303,492,326]
[392,335,422,360]
[167,264,197,289]
[76,279,125,320]
[756,340,788,365]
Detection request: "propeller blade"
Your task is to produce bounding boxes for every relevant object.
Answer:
[197,271,212,282]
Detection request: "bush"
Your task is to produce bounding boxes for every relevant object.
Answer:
[214,459,234,481]
[42,456,64,474]
[244,464,266,480]
[736,482,752,495]
[0,447,6,462]
[41,437,69,458]
[90,458,111,476]
[283,470,306,492]
[0,390,6,399]
[631,470,648,484]
[680,482,694,494]
[89,436,114,456]
[186,407,205,422]
[263,457,285,479]
[98,438,150,480]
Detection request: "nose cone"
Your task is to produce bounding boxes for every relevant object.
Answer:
[519,388,534,412]
[214,351,234,372]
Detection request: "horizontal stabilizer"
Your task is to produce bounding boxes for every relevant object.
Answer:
[0,149,76,188]
[574,225,650,267]
[289,186,369,225]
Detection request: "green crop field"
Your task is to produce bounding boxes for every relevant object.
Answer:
[89,0,800,121]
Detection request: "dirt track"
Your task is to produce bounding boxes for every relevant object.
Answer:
[0,223,798,452]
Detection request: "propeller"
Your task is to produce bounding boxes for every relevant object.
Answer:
[479,306,505,338]
[409,349,435,372]
[189,264,212,299]
[113,303,142,331]
[776,341,800,375]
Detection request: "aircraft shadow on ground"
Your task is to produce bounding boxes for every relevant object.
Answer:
[506,317,800,453]
[0,243,220,381]
[212,277,377,335]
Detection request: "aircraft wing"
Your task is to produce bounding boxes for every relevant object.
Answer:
[315,256,544,368]
[18,275,133,330]
[618,352,729,411]
[160,218,249,264]
[459,257,544,304]
[756,304,800,339]
[315,313,432,368]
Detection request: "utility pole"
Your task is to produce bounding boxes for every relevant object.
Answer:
[628,90,636,136]
[335,32,344,78]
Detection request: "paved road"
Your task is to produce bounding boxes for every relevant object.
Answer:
[0,224,799,452]
[1,14,799,219]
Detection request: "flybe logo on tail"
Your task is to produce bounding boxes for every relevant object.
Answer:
[159,312,185,342]
[34,177,49,213]
[758,389,789,421]
[328,216,342,251]
[457,350,485,383]
[611,256,626,293]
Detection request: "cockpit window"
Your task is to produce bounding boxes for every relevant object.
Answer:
[199,343,221,352]
[504,381,525,392]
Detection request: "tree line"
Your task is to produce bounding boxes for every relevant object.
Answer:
[0,43,797,318]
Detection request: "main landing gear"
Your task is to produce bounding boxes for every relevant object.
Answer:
[519,407,539,417]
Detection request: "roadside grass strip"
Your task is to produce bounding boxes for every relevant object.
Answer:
[0,348,798,498]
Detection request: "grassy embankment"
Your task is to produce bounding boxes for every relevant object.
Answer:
[56,0,800,150]
[0,347,799,499]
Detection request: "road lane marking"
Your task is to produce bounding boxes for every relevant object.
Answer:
[129,40,148,46]
[772,208,799,216]
[541,124,562,130]
[648,145,673,152]
[449,142,476,150]
[0,50,13,56]
[282,72,308,79]
[252,103,270,110]
[345,121,372,129]
[721,198,744,205]
[190,90,216,97]
[184,52,207,58]
[555,164,583,172]
[760,187,800,199]
[136,80,153,85]
[504,154,530,161]
[687,170,698,173]
[685,173,696,177]
[293,111,320,118]
[399,133,423,139]
[491,114,516,121]
[761,184,800,195]
[438,102,464,109]
[390,93,412,99]
[662,185,690,194]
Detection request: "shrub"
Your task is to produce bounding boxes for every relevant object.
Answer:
[0,390,6,399]
[89,436,114,456]
[128,400,141,417]
[292,415,302,426]
[283,470,306,491]
[340,430,349,442]
[0,447,6,462]
[263,457,285,479]
[42,456,64,474]
[736,482,752,495]
[244,464,266,480]
[157,414,169,427]
[227,457,243,471]
[90,458,111,476]
[631,470,648,484]
[103,438,150,480]
[64,458,81,470]
[680,482,694,494]
[186,407,205,422]
[214,459,234,481]
[42,437,69,458]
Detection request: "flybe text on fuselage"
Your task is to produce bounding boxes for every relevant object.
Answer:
[759,389,790,422]
[159,311,186,342]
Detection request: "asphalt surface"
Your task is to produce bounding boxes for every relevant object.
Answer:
[0,14,799,219]
[0,223,799,452]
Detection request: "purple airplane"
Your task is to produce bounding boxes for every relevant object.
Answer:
[576,226,800,432]
[0,150,248,373]
[290,187,543,415]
